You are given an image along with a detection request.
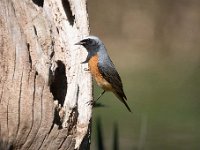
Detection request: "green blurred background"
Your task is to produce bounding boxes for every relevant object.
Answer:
[87,0,200,149]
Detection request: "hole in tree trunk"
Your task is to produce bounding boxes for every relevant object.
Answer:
[62,0,75,25]
[32,0,44,7]
[50,60,67,128]
[50,60,67,107]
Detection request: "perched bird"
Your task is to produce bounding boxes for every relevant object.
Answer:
[75,36,131,112]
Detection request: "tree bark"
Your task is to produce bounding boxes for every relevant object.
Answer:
[0,0,92,150]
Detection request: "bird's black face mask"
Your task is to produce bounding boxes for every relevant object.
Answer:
[75,38,98,51]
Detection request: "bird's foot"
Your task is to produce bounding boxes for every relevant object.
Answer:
[86,100,95,106]
[84,68,89,71]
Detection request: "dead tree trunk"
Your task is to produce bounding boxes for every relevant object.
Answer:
[0,0,92,149]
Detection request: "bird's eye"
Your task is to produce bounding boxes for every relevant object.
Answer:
[87,39,92,44]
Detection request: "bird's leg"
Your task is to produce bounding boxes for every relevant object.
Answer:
[95,90,105,102]
[88,90,105,105]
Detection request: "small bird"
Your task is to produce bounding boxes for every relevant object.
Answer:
[75,36,131,112]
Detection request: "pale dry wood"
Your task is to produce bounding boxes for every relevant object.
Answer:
[0,0,92,149]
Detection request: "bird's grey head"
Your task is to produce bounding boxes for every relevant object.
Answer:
[75,36,103,51]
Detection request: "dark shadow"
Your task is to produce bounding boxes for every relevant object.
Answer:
[53,108,62,129]
[62,0,75,25]
[50,60,67,106]
[33,26,37,36]
[96,117,105,150]
[93,102,106,108]
[50,60,67,128]
[79,119,92,150]
[26,43,32,67]
[0,139,13,150]
[113,122,119,150]
[32,0,44,7]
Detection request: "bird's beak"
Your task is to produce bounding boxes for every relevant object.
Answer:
[75,41,82,45]
[75,41,85,45]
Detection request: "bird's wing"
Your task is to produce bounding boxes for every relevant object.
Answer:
[98,60,123,94]
[98,59,131,112]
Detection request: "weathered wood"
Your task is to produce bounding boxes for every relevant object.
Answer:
[0,0,92,149]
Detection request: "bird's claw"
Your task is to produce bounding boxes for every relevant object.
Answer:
[84,68,89,71]
[86,100,95,106]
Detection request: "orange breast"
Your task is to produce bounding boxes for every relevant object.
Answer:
[88,54,113,91]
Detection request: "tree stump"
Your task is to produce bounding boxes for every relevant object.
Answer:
[0,0,92,149]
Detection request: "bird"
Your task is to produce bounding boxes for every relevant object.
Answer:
[75,36,131,112]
